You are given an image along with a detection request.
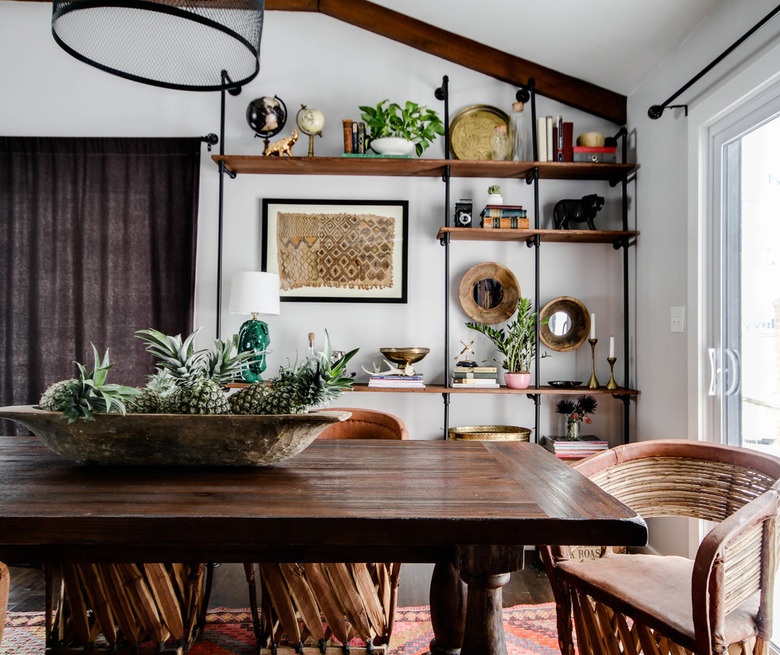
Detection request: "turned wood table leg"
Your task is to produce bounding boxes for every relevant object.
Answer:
[459,571,511,655]
[428,562,467,655]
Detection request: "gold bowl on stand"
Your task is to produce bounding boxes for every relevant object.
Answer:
[379,347,430,376]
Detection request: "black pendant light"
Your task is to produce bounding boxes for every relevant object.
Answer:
[52,0,265,91]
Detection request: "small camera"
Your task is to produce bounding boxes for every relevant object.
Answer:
[454,199,473,227]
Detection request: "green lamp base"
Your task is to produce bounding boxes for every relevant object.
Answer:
[238,318,270,382]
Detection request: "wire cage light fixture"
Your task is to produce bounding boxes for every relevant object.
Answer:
[51,0,265,91]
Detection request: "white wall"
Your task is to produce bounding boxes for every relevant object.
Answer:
[626,0,780,555]
[0,2,630,441]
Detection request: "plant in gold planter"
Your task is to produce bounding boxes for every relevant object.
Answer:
[466,297,538,389]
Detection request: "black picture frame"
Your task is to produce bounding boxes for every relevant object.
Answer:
[262,198,409,303]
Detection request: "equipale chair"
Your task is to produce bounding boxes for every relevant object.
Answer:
[0,562,8,646]
[540,439,780,655]
[245,408,409,654]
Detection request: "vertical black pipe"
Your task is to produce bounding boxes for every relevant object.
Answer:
[216,73,228,339]
[619,129,630,444]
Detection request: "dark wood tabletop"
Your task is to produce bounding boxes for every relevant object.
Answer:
[0,435,646,564]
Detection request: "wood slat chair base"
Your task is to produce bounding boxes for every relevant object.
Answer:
[0,562,9,646]
[247,562,401,653]
[541,440,780,655]
[45,563,209,654]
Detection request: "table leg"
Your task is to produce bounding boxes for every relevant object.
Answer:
[428,562,467,655]
[459,571,511,655]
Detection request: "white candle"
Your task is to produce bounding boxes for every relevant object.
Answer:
[590,313,596,339]
[609,335,615,358]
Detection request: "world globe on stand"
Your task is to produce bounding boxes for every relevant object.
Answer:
[246,96,287,139]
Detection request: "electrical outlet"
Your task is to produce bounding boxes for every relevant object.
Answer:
[671,306,685,333]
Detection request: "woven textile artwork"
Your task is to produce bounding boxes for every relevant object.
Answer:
[276,211,396,292]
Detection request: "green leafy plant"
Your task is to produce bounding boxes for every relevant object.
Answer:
[466,297,538,373]
[358,99,445,156]
[488,184,502,195]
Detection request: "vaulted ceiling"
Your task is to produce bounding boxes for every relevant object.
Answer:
[10,0,729,123]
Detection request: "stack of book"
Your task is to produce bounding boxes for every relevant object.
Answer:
[368,374,425,389]
[450,365,499,389]
[540,435,609,459]
[479,204,529,229]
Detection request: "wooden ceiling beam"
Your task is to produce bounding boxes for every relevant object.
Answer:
[267,0,626,124]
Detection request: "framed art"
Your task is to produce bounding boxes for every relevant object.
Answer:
[262,198,409,302]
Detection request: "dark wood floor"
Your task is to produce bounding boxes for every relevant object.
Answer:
[6,553,553,613]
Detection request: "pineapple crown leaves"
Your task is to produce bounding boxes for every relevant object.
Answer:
[314,330,359,391]
[135,327,208,387]
[204,334,259,385]
[60,345,139,423]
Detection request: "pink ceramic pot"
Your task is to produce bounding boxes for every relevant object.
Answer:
[504,372,531,389]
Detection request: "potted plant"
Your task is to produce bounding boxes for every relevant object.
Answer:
[358,99,445,156]
[487,185,503,204]
[465,297,537,389]
[555,395,597,440]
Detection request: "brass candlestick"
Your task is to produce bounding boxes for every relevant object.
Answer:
[607,357,618,390]
[588,338,599,389]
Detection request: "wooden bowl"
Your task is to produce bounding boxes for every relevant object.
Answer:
[0,405,350,466]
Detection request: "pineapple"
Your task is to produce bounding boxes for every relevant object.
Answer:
[37,346,139,423]
[230,332,357,415]
[135,328,237,414]
[127,386,162,414]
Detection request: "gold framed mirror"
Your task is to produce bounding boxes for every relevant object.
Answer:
[539,296,590,352]
[458,262,520,325]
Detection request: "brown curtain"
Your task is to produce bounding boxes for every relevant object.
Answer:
[0,136,201,434]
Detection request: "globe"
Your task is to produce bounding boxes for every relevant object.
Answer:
[297,106,324,135]
[246,96,287,138]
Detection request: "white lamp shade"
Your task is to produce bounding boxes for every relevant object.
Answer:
[229,272,281,316]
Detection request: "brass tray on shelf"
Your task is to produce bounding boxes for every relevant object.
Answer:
[449,105,511,160]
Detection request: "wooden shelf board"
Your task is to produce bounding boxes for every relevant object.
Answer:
[351,383,638,396]
[212,155,635,182]
[438,227,637,244]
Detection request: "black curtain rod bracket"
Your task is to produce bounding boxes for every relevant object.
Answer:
[649,5,779,119]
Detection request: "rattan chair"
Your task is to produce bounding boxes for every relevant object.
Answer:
[0,562,9,646]
[245,408,408,654]
[540,439,780,655]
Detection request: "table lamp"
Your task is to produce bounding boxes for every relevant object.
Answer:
[229,271,280,382]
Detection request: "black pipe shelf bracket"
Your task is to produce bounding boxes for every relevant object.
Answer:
[648,5,780,119]
[201,133,219,151]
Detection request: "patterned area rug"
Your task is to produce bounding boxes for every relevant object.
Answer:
[1,604,560,655]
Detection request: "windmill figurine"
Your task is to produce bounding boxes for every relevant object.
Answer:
[455,338,478,368]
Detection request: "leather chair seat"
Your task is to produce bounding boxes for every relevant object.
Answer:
[557,552,760,652]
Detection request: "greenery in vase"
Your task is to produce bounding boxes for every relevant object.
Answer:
[358,99,445,156]
[465,297,538,373]
[555,395,597,439]
[488,185,502,195]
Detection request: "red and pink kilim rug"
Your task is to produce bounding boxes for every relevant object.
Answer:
[1,604,561,655]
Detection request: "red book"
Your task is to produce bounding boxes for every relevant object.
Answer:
[563,122,573,162]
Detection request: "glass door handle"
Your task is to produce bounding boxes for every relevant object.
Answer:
[724,348,741,396]
[708,348,719,396]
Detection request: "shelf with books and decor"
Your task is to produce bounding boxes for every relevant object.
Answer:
[213,75,638,444]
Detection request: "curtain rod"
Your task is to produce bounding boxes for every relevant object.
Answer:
[648,4,780,119]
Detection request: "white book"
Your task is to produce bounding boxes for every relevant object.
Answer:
[536,117,547,162]
[545,116,554,161]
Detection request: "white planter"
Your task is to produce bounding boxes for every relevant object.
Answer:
[488,193,503,204]
[370,137,416,156]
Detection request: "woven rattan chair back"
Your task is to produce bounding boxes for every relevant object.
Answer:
[246,409,409,654]
[542,439,780,655]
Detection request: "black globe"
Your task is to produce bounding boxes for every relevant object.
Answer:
[246,96,287,138]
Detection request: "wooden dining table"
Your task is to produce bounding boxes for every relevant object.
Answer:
[0,434,647,655]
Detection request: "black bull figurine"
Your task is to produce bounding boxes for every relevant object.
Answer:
[553,194,605,230]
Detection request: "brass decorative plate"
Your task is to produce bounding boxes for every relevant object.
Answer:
[449,105,512,160]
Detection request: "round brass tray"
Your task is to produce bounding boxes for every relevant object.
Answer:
[449,105,511,160]
[448,425,531,442]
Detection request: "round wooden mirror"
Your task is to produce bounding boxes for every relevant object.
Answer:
[458,262,520,324]
[539,296,590,351]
